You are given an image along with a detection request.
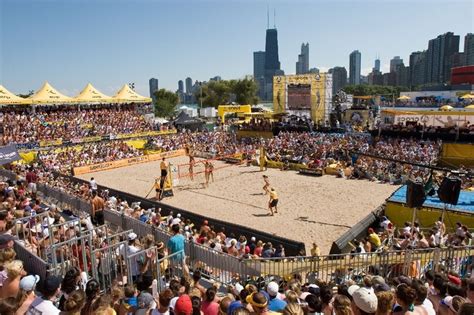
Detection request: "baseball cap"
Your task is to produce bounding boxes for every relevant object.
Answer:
[352,287,378,314]
[138,292,154,309]
[20,275,40,291]
[128,232,138,241]
[448,275,461,286]
[347,284,360,296]
[43,275,62,294]
[266,281,279,297]
[174,294,193,315]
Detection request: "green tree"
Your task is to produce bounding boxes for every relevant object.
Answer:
[195,79,259,108]
[232,78,259,105]
[17,90,34,98]
[153,89,179,118]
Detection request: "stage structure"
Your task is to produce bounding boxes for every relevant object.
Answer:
[273,74,333,124]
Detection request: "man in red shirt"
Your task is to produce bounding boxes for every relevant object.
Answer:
[25,167,38,195]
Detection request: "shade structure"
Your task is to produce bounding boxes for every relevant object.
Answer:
[460,93,474,99]
[74,83,113,103]
[397,95,410,100]
[440,105,454,111]
[112,84,152,103]
[464,104,474,109]
[28,82,73,104]
[0,85,32,105]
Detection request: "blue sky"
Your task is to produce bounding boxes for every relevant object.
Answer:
[1,0,473,96]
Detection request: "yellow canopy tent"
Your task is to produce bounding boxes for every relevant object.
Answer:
[0,85,32,105]
[112,84,152,103]
[397,95,410,100]
[74,83,113,103]
[29,82,73,104]
[460,93,474,99]
[440,105,454,111]
[464,104,474,109]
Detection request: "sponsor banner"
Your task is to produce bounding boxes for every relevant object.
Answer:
[115,130,176,140]
[73,149,186,175]
[39,139,63,147]
[0,144,21,165]
[393,114,472,128]
[71,136,103,144]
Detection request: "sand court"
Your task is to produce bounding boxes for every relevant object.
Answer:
[77,155,399,254]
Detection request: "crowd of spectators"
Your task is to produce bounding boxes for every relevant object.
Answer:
[0,105,154,145]
[37,141,143,174]
[1,141,474,314]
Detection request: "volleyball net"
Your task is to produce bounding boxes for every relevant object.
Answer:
[175,151,255,184]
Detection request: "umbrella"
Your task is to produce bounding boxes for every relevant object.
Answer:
[464,104,474,109]
[439,105,453,111]
[460,93,474,99]
[397,95,410,100]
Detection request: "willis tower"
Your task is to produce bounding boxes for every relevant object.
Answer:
[254,9,283,101]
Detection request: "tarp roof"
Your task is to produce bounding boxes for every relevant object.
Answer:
[174,111,203,125]
[0,85,32,105]
[28,82,74,104]
[113,84,152,103]
[74,83,113,103]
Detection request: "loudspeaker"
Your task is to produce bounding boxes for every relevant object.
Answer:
[406,180,426,208]
[438,177,461,205]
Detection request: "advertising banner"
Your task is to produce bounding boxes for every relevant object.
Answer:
[0,145,20,165]
[73,149,186,175]
[39,139,63,147]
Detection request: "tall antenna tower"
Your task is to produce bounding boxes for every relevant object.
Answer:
[267,5,269,29]
[274,9,276,28]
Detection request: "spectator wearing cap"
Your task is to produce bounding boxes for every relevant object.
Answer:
[27,275,62,314]
[175,294,193,315]
[267,282,287,312]
[15,274,40,314]
[127,232,142,282]
[136,291,155,315]
[351,287,377,315]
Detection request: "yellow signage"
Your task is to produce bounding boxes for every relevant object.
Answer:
[273,74,329,123]
[218,105,251,122]
[72,149,186,175]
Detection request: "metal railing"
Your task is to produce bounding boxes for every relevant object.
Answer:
[241,246,474,284]
[156,250,186,292]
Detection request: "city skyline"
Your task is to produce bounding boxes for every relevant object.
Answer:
[1,0,472,96]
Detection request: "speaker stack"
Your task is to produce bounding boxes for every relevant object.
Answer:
[437,176,462,206]
[406,180,426,208]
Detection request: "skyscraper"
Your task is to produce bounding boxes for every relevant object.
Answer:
[296,43,309,74]
[328,67,347,95]
[149,78,158,101]
[390,56,403,73]
[426,32,460,83]
[409,51,427,87]
[464,33,474,66]
[253,51,266,101]
[349,50,361,85]
[185,77,192,94]
[264,28,281,100]
[178,80,184,93]
[374,58,381,72]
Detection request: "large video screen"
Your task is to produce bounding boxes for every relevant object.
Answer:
[287,84,311,110]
